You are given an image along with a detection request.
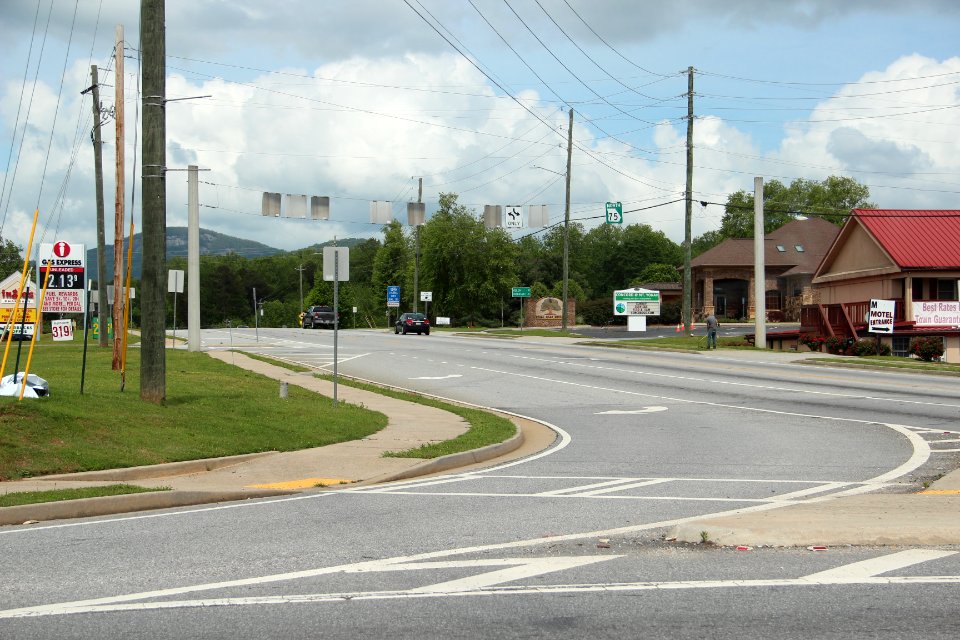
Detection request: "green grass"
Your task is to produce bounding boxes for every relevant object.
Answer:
[803,355,960,374]
[238,351,313,373]
[0,484,170,507]
[0,341,387,480]
[318,374,517,458]
[582,335,750,350]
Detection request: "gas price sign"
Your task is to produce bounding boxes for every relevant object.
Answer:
[39,241,86,313]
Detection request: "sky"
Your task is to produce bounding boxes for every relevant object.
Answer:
[1,0,959,260]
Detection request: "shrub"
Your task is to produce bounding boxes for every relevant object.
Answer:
[852,338,891,357]
[766,310,785,322]
[824,335,847,355]
[798,333,826,351]
[910,336,944,361]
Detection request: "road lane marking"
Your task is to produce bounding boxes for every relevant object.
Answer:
[1,551,955,618]
[800,549,956,582]
[596,406,668,415]
[248,478,353,490]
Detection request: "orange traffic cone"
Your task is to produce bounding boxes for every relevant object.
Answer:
[675,323,683,332]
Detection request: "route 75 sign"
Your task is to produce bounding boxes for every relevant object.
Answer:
[605,201,623,224]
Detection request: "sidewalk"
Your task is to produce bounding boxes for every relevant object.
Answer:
[0,351,554,527]
[2,340,959,548]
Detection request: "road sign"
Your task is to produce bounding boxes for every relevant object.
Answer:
[323,246,350,281]
[868,299,895,334]
[420,291,432,302]
[605,201,623,224]
[38,241,86,313]
[613,288,660,316]
[504,206,523,228]
[387,285,400,308]
[512,287,531,298]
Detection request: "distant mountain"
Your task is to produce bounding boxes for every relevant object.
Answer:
[87,227,282,281]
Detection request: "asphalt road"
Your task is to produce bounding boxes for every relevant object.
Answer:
[1,327,957,639]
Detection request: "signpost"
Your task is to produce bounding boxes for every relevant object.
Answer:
[420,291,432,319]
[324,246,350,407]
[605,202,623,225]
[868,299,895,334]
[512,286,531,331]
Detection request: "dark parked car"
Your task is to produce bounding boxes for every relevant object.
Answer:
[395,312,430,335]
[302,305,337,329]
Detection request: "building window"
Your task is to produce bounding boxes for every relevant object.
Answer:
[892,335,910,358]
[913,278,924,300]
[776,245,785,252]
[795,244,804,252]
[936,279,955,300]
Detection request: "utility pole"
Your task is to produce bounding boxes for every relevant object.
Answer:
[112,25,125,369]
[561,107,573,333]
[753,177,767,349]
[187,164,200,352]
[87,65,108,348]
[140,0,166,403]
[296,261,305,312]
[682,66,694,337]
[414,177,422,314]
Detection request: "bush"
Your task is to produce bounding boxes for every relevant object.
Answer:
[766,310,785,322]
[910,336,944,361]
[852,338,891,357]
[581,298,616,326]
[799,333,826,351]
[824,335,847,355]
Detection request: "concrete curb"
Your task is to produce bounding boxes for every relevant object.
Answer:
[36,452,277,482]
[0,489,289,527]
[358,427,526,485]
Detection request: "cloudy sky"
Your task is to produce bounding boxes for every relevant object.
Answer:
[1,0,958,259]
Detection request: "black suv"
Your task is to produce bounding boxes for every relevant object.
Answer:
[302,306,337,329]
[395,312,430,335]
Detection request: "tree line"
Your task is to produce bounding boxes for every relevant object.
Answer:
[1,176,872,330]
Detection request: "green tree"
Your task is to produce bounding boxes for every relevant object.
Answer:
[0,237,23,277]
[419,193,517,322]
[719,176,874,238]
[372,220,410,309]
[632,263,680,284]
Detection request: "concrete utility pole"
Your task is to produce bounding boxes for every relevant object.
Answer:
[187,165,200,352]
[753,176,767,349]
[414,177,422,314]
[683,66,694,336]
[562,108,573,333]
[140,0,166,402]
[88,65,109,348]
[112,25,125,369]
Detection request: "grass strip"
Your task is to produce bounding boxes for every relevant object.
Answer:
[318,375,516,459]
[0,341,387,480]
[0,484,169,508]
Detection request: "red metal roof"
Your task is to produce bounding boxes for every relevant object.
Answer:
[853,209,960,269]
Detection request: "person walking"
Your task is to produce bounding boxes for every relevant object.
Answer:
[705,313,719,349]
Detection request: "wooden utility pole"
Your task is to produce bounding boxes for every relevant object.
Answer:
[112,25,125,369]
[414,176,421,314]
[88,65,108,348]
[683,66,694,336]
[140,0,166,402]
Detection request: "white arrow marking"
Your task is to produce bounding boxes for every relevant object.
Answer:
[410,374,463,380]
[596,406,668,415]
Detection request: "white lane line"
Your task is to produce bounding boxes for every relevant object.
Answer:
[2,551,955,618]
[596,406,668,415]
[537,478,656,496]
[505,353,960,409]
[574,478,673,497]
[801,549,956,582]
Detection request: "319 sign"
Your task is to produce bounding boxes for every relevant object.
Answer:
[50,319,74,341]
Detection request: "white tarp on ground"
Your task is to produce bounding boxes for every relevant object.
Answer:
[0,373,49,398]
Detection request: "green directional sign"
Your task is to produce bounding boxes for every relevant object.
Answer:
[605,201,623,224]
[512,287,531,298]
